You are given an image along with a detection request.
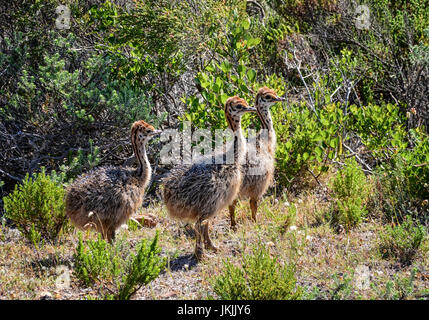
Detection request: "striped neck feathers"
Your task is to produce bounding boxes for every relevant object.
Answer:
[225,116,246,165]
[132,135,152,184]
[255,95,276,156]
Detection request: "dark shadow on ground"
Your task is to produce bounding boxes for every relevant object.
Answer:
[167,253,198,272]
[30,253,73,272]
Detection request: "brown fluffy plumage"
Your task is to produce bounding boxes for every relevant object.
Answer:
[162,97,256,260]
[229,87,285,229]
[65,120,161,242]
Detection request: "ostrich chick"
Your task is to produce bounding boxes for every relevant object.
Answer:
[229,87,285,229]
[162,97,256,261]
[65,120,161,242]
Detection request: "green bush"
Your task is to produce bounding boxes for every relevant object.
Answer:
[73,233,122,287]
[271,47,361,187]
[73,232,166,300]
[2,169,67,243]
[265,200,297,237]
[50,139,100,185]
[400,128,429,201]
[116,233,166,300]
[378,216,426,265]
[330,158,370,231]
[329,272,354,300]
[181,10,262,131]
[378,268,420,300]
[274,101,344,186]
[373,129,429,223]
[349,103,408,158]
[212,243,302,300]
[0,28,164,197]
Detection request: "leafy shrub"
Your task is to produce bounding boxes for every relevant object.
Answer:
[373,129,429,223]
[2,169,67,243]
[181,11,262,131]
[50,139,100,185]
[274,101,344,186]
[378,216,426,265]
[73,232,165,300]
[212,243,302,300]
[399,128,429,201]
[115,234,166,300]
[349,103,408,158]
[330,158,370,231]
[271,47,360,188]
[250,14,297,77]
[379,268,419,300]
[28,223,44,249]
[73,233,122,287]
[328,272,354,300]
[0,28,164,200]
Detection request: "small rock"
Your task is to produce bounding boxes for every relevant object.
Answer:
[119,224,129,230]
[266,241,275,247]
[7,228,22,240]
[39,291,53,300]
[55,265,71,290]
[354,265,370,290]
[289,225,298,231]
[161,291,178,298]
[134,214,158,228]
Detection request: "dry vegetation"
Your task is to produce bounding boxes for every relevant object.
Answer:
[1,176,428,300]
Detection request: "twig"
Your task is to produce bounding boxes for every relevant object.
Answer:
[332,160,372,174]
[306,168,323,187]
[0,168,22,182]
[290,49,320,121]
[342,143,373,173]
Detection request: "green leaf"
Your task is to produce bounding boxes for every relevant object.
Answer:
[247,37,261,47]
[220,61,231,73]
[220,93,228,105]
[237,64,246,78]
[239,83,249,93]
[213,83,220,93]
[241,19,250,30]
[247,69,256,83]
[206,64,215,73]
[314,134,324,142]
[315,147,323,162]
[302,152,309,161]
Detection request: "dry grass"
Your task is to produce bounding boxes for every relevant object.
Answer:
[1,185,428,300]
